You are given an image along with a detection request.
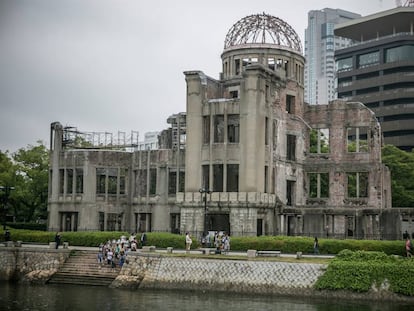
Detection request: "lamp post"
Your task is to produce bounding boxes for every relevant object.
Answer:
[0,186,15,230]
[199,188,211,236]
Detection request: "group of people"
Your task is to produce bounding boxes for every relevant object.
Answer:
[200,231,231,254]
[97,232,147,268]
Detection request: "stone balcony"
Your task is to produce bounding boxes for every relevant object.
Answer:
[175,192,277,207]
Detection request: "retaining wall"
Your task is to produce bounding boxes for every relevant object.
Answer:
[112,252,326,296]
[0,246,70,283]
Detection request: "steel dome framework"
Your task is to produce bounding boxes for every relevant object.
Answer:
[224,12,302,53]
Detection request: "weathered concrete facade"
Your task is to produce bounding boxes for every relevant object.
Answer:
[48,13,400,239]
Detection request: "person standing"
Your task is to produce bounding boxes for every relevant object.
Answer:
[4,230,11,242]
[140,232,147,248]
[223,233,230,254]
[185,232,192,253]
[55,232,61,249]
[97,243,104,266]
[313,237,319,255]
[406,237,412,258]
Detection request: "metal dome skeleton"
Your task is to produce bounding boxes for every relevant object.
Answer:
[224,12,302,53]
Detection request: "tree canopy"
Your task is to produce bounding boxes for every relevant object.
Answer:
[0,141,49,223]
[382,144,414,207]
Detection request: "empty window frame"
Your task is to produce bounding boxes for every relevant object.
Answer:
[286,134,296,161]
[227,114,240,143]
[66,169,73,194]
[309,172,329,198]
[203,116,210,144]
[268,57,275,70]
[242,57,258,70]
[168,171,177,194]
[213,164,223,192]
[286,95,295,114]
[347,127,368,152]
[229,90,238,98]
[264,166,268,193]
[107,168,117,195]
[227,164,239,192]
[347,172,368,198]
[75,168,83,194]
[179,171,185,192]
[202,165,210,190]
[214,115,225,143]
[286,180,295,206]
[310,129,330,153]
[96,168,106,194]
[59,169,64,194]
[265,117,269,145]
[149,168,157,195]
[235,59,240,75]
[168,170,184,194]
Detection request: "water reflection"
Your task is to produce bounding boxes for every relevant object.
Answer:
[0,282,411,311]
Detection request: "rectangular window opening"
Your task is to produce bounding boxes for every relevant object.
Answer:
[347,172,369,198]
[347,127,368,153]
[213,164,223,192]
[309,172,329,198]
[226,164,239,192]
[214,115,225,143]
[227,114,240,143]
[310,128,330,153]
[287,134,296,161]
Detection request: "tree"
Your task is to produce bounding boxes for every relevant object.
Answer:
[0,150,18,225]
[2,142,49,222]
[382,144,414,207]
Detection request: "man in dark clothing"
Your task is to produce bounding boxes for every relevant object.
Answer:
[55,232,61,249]
[4,230,11,242]
[140,232,147,248]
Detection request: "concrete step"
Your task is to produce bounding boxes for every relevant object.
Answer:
[48,275,114,286]
[48,250,121,287]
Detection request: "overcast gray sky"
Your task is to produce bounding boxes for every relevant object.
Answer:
[0,0,396,153]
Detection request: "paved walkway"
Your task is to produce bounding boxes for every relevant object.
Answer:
[19,242,334,259]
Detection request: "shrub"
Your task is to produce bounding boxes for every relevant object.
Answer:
[6,222,47,231]
[315,250,414,296]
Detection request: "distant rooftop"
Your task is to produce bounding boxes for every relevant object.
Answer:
[334,6,414,42]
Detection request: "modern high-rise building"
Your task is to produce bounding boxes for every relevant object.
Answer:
[335,6,414,151]
[304,8,360,105]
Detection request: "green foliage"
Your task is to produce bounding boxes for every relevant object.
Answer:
[0,142,49,223]
[315,250,414,296]
[6,222,47,231]
[0,229,407,257]
[382,144,414,207]
[309,129,329,154]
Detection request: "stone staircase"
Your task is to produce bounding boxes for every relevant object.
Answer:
[48,250,121,286]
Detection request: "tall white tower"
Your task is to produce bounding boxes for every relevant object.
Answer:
[304,8,360,105]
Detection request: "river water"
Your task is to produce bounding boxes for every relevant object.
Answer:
[0,282,412,311]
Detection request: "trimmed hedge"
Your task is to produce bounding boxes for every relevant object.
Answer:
[230,235,406,256]
[6,222,47,231]
[0,229,407,256]
[315,250,414,296]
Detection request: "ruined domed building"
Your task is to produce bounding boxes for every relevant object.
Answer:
[48,13,399,239]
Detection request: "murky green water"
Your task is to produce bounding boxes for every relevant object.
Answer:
[0,282,412,311]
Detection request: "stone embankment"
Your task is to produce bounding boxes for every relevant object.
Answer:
[1,245,414,302]
[112,252,326,296]
[0,244,70,283]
